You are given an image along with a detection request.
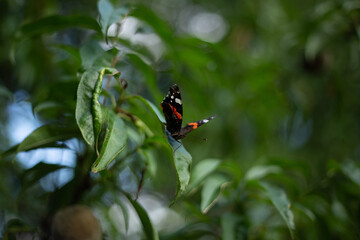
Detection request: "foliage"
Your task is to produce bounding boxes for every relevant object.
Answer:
[1,0,360,239]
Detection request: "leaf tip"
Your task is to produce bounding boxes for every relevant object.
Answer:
[92,167,98,173]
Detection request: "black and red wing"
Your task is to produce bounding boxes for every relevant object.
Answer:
[177,114,216,139]
[160,84,183,135]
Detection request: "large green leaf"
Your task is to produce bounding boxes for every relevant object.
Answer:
[16,15,101,38]
[130,5,174,44]
[187,158,221,192]
[1,144,19,158]
[21,162,69,190]
[245,165,282,181]
[167,136,192,204]
[0,85,14,101]
[3,219,36,239]
[174,145,192,198]
[260,182,295,239]
[76,69,100,147]
[92,71,106,143]
[143,98,165,124]
[113,194,130,233]
[98,0,129,39]
[17,124,77,152]
[1,124,78,158]
[221,213,245,240]
[138,148,157,177]
[201,174,228,213]
[126,95,165,136]
[79,40,105,69]
[75,68,119,148]
[91,109,127,173]
[116,37,155,61]
[124,193,159,240]
[79,40,119,69]
[33,101,63,115]
[341,159,360,187]
[51,44,81,62]
[125,54,162,100]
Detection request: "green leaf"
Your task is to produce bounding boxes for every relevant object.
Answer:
[201,174,228,213]
[0,85,14,101]
[79,40,104,69]
[51,43,81,62]
[341,159,360,187]
[245,165,282,181]
[130,5,174,44]
[167,136,192,204]
[79,41,120,69]
[21,162,68,190]
[92,70,106,144]
[91,109,127,173]
[16,15,101,38]
[126,95,165,136]
[16,124,77,154]
[136,96,165,124]
[98,0,129,39]
[139,148,157,177]
[76,69,100,147]
[3,219,36,237]
[221,213,244,240]
[188,158,221,192]
[124,193,159,240]
[116,37,155,61]
[125,54,162,100]
[114,195,130,233]
[33,101,63,115]
[75,68,119,148]
[331,198,348,221]
[1,144,19,158]
[144,98,165,124]
[260,182,295,239]
[292,203,315,221]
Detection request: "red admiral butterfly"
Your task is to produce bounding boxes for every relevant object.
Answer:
[160,84,215,140]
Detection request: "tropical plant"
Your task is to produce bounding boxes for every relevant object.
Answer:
[1,0,360,239]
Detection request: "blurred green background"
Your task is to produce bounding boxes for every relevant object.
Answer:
[1,0,360,239]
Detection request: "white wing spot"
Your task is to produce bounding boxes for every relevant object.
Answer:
[202,119,209,123]
[175,98,182,104]
[171,95,174,99]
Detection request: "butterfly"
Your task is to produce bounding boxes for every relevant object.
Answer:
[160,84,215,140]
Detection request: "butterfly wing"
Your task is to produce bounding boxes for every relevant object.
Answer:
[178,115,216,139]
[160,84,183,134]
